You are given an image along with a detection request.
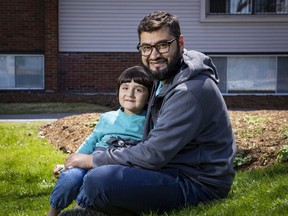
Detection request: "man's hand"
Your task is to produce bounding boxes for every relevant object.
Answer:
[64,153,93,170]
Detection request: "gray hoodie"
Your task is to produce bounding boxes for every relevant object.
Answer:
[93,50,236,199]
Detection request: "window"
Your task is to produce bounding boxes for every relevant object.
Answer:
[0,55,44,90]
[209,0,288,15]
[211,56,288,94]
[201,0,288,22]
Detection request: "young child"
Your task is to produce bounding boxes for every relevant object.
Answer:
[47,66,153,216]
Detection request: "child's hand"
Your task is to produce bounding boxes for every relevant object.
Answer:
[53,164,65,178]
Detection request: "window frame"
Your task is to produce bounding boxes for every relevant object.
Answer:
[209,54,288,95]
[201,0,288,23]
[0,54,45,90]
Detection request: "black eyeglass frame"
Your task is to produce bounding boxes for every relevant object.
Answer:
[136,38,176,56]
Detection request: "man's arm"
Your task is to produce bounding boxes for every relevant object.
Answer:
[64,153,94,169]
[92,90,203,169]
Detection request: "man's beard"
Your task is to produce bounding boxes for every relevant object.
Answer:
[144,49,182,81]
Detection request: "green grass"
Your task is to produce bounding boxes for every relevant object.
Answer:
[0,123,288,216]
[0,123,68,215]
[0,103,111,114]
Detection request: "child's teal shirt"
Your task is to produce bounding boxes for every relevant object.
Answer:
[76,108,146,154]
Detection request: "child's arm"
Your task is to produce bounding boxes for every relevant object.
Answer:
[76,115,105,154]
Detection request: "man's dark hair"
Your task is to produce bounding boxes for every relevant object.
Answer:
[137,11,181,41]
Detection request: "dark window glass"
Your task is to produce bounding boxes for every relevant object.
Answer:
[255,0,276,14]
[277,57,288,93]
[209,0,287,14]
[210,0,227,13]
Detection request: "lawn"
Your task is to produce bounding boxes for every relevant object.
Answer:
[0,122,288,216]
[0,103,288,215]
[0,123,67,215]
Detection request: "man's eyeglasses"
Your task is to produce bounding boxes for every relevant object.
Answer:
[137,38,176,57]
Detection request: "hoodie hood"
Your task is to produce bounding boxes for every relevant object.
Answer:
[156,49,219,96]
[162,49,219,91]
[182,49,219,82]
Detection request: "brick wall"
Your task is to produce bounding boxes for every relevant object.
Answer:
[0,0,144,94]
[0,0,44,52]
[44,0,58,92]
[0,0,60,93]
[58,52,142,93]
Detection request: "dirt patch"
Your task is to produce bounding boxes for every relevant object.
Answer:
[40,113,102,154]
[40,110,288,171]
[229,110,288,171]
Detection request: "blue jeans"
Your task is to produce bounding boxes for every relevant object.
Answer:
[49,167,89,210]
[80,165,215,215]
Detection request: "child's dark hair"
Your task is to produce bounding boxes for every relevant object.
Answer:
[116,66,154,97]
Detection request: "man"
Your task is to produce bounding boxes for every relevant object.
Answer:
[61,11,236,216]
